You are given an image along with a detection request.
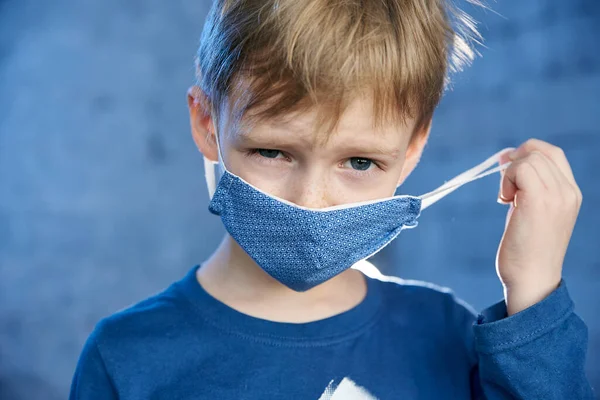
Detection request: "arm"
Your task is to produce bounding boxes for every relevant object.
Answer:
[469,279,594,399]
[465,140,594,398]
[69,334,118,400]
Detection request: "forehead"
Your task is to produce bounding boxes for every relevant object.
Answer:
[230,96,416,151]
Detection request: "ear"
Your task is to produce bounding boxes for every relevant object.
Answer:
[397,120,431,186]
[187,86,218,162]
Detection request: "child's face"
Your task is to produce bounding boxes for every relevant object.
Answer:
[190,91,427,208]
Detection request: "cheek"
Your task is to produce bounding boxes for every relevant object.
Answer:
[345,160,405,194]
[331,170,404,204]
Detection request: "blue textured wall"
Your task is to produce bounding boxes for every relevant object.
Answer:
[0,1,598,398]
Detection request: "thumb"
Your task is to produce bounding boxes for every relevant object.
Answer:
[500,166,519,205]
[498,151,515,204]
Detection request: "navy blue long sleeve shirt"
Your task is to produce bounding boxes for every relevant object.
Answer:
[70,265,595,399]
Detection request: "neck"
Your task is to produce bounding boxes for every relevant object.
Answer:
[196,235,368,323]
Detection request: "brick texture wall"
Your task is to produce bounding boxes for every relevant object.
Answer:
[0,0,598,398]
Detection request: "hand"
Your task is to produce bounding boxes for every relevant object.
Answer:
[496,139,582,316]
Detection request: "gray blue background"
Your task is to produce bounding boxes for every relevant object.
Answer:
[0,1,598,398]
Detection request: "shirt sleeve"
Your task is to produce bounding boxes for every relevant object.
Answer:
[69,333,118,400]
[466,279,595,399]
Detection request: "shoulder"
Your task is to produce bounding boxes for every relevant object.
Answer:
[90,279,199,360]
[358,261,478,363]
[357,261,478,325]
[72,281,194,393]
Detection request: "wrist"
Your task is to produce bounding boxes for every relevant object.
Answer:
[504,279,561,316]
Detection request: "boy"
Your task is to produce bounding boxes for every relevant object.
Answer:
[70,0,594,398]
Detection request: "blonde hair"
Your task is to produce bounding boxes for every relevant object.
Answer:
[196,0,480,139]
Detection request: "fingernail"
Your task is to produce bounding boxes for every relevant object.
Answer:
[498,188,512,203]
[508,150,517,160]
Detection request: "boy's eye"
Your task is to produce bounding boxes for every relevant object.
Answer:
[257,149,282,159]
[349,157,373,171]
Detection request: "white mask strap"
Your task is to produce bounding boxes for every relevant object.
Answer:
[419,148,514,210]
[204,156,218,199]
[203,109,226,200]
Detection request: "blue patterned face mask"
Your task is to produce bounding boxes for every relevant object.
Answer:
[204,118,511,291]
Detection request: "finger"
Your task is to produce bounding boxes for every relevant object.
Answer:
[531,150,565,191]
[497,149,514,204]
[500,152,550,205]
[499,148,514,166]
[497,166,510,204]
[534,148,584,211]
[510,139,576,186]
[499,151,563,205]
[511,140,583,206]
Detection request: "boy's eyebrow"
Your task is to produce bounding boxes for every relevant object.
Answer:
[234,129,316,149]
[236,132,402,158]
[335,143,403,158]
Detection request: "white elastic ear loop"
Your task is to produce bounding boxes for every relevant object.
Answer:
[419,148,514,210]
[203,110,226,200]
[204,156,217,199]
